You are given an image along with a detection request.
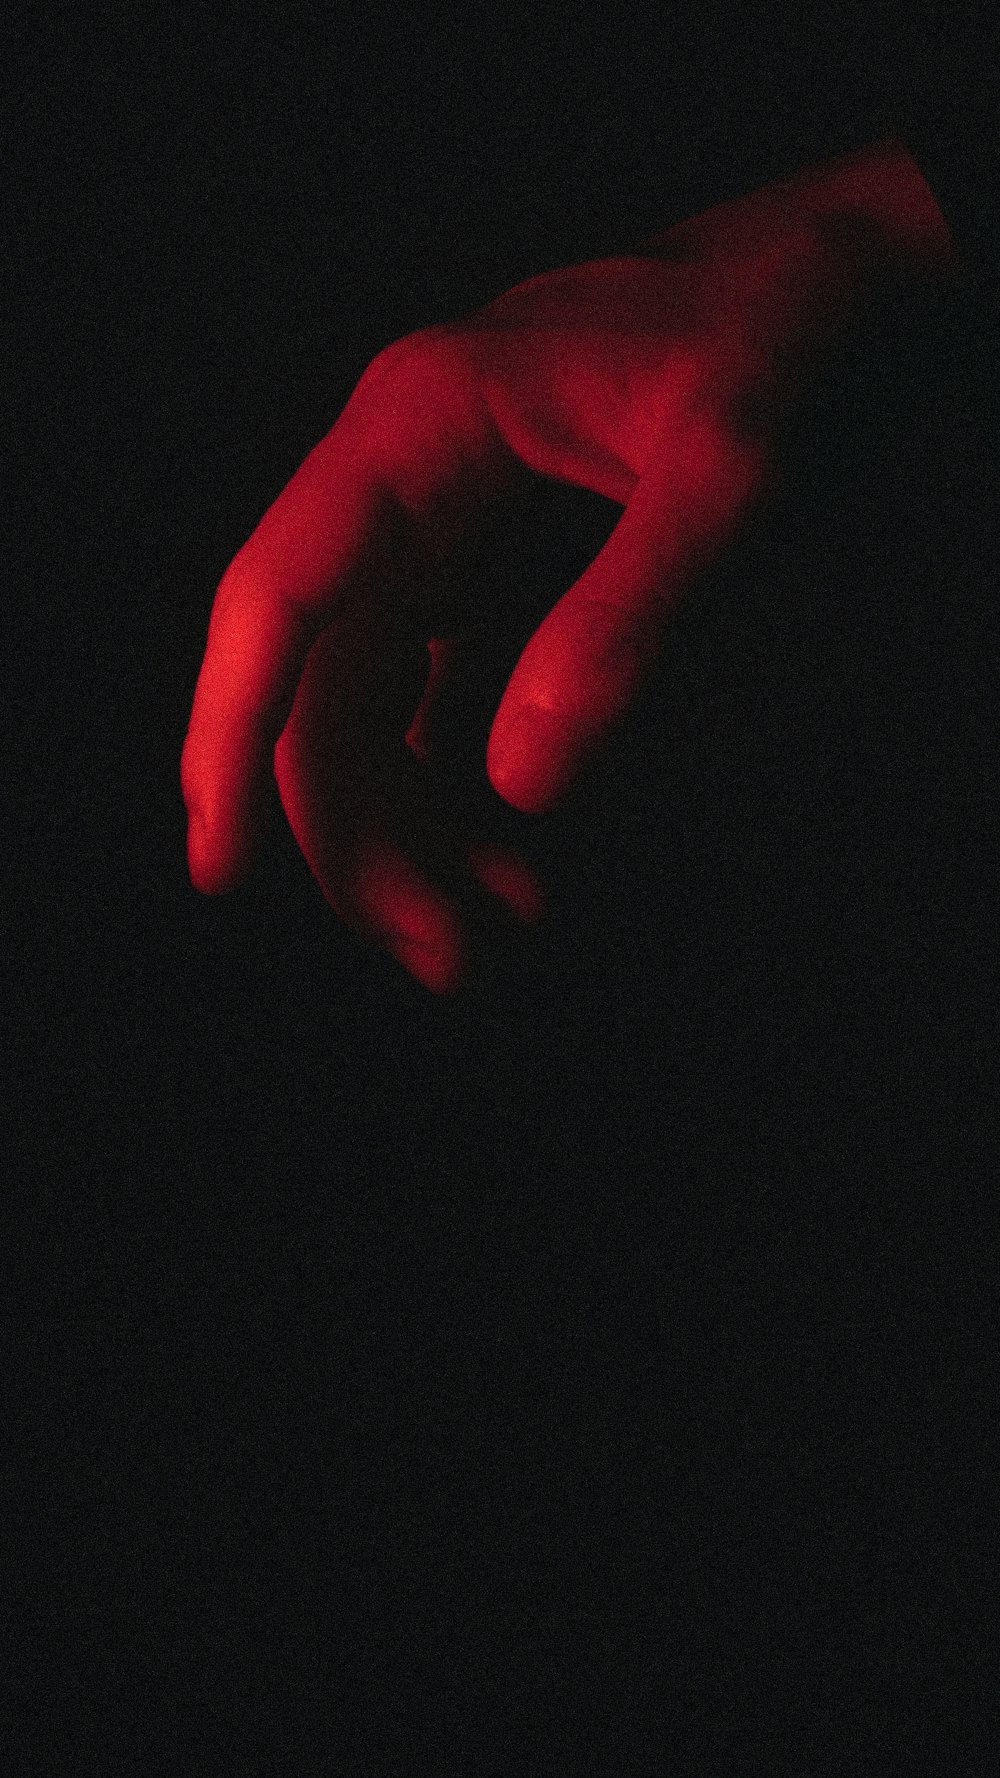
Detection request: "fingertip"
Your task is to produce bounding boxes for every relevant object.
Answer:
[398,937,466,995]
[490,776,561,816]
[186,811,209,887]
[467,842,546,923]
[186,814,243,895]
[487,763,569,817]
[487,705,577,813]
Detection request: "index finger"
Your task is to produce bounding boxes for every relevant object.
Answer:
[181,420,411,894]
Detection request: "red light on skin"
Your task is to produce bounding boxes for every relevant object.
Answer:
[377,840,546,994]
[395,935,466,995]
[467,841,545,925]
[404,636,461,762]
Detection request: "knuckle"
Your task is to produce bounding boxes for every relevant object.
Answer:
[351,330,459,461]
[368,324,473,400]
[665,402,771,511]
[211,554,262,618]
[353,325,503,519]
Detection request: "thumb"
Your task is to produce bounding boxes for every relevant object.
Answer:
[487,421,770,812]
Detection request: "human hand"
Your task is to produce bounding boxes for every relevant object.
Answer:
[181,140,954,993]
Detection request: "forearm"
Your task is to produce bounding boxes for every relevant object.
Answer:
[634,136,963,291]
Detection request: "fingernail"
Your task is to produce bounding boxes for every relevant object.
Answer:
[494,706,573,810]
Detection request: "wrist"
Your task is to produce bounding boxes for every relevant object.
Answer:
[774,135,962,288]
[638,136,963,292]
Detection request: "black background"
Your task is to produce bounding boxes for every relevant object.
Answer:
[11,5,1000,1767]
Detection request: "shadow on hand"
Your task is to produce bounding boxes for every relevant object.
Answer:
[432,271,998,1156]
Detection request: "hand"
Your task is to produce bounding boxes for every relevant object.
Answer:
[181,144,943,993]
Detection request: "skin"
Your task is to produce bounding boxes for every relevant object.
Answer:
[181,139,959,993]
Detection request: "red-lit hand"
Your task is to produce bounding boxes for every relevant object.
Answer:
[181,143,944,992]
